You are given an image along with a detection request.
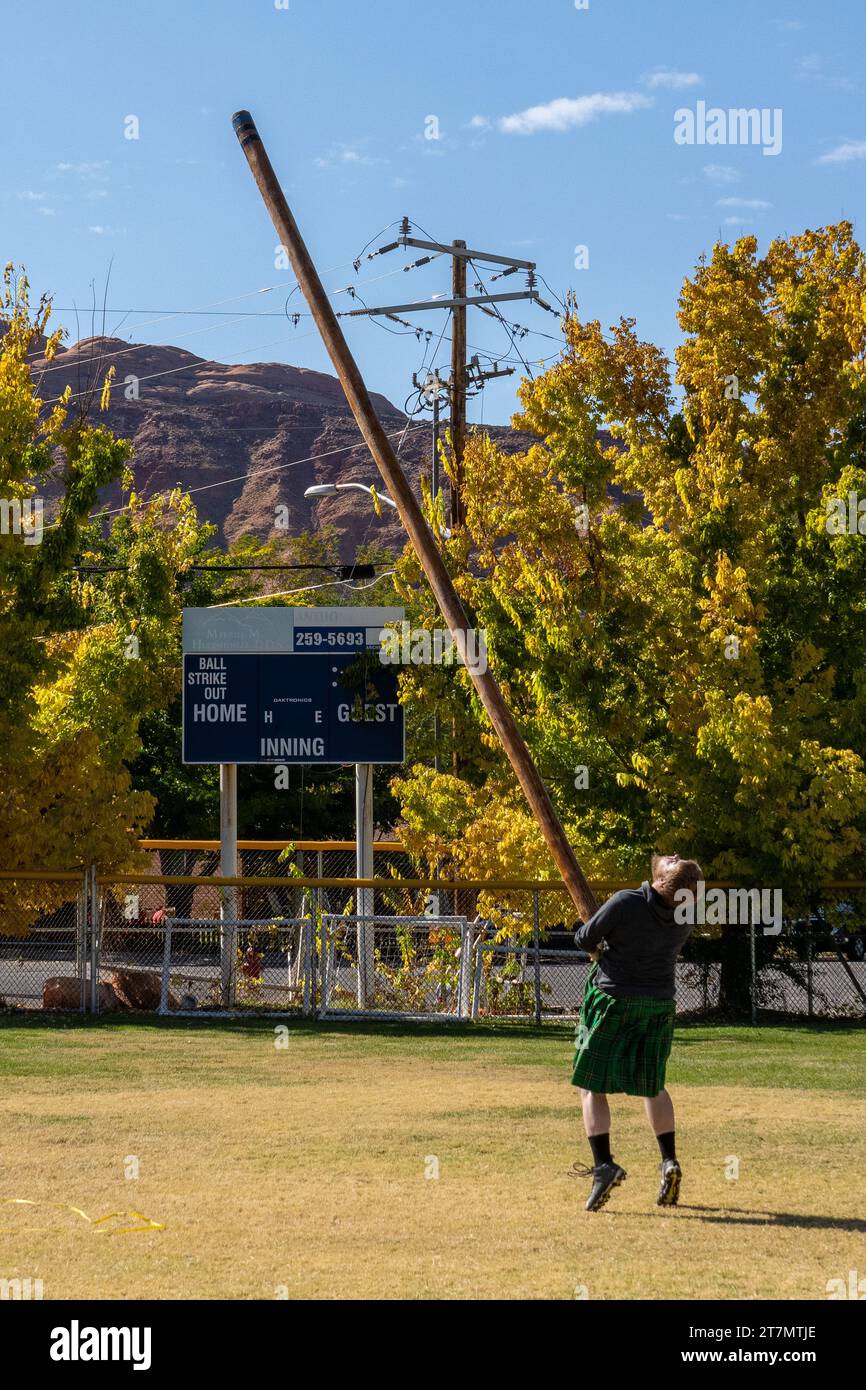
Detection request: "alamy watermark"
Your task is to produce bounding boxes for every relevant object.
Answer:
[378,623,488,674]
[826,1269,866,1299]
[0,496,43,544]
[674,882,782,935]
[50,1322,151,1370]
[674,101,782,157]
[826,492,866,534]
[1,1276,43,1300]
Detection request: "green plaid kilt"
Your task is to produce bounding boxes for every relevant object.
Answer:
[571,969,675,1097]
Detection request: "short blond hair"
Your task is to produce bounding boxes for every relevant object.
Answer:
[651,856,703,904]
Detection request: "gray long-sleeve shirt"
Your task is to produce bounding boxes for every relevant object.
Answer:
[575,881,692,1000]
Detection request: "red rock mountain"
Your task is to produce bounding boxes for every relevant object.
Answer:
[35,336,540,557]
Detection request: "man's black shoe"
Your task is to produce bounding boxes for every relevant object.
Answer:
[657,1158,682,1206]
[572,1160,627,1211]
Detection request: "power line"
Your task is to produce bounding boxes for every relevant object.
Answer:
[26,280,306,364]
[38,327,322,405]
[33,253,565,401]
[30,226,403,358]
[351,220,404,269]
[40,421,427,538]
[75,562,388,577]
[54,308,308,319]
[28,214,570,540]
[470,260,535,382]
[33,234,446,377]
[36,309,558,435]
[344,220,544,528]
[537,274,569,313]
[212,571,396,608]
[44,256,445,326]
[34,312,317,384]
[90,422,427,519]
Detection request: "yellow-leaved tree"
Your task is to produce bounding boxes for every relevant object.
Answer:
[392,224,866,944]
[0,270,210,929]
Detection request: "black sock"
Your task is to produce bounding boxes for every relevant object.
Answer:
[589,1133,612,1166]
[657,1131,677,1163]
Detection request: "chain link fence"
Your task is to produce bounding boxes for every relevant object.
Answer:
[144,920,312,1017]
[749,885,866,1020]
[138,841,413,921]
[0,872,88,1011]
[1,861,864,1022]
[320,914,471,1020]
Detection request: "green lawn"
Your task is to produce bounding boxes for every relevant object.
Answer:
[1,1017,863,1299]
[2,1014,863,1092]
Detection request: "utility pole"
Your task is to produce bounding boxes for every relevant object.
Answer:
[412,368,449,516]
[430,381,442,776]
[231,110,597,924]
[431,385,441,514]
[413,368,449,774]
[415,353,512,778]
[355,762,374,1007]
[219,763,237,1007]
[345,226,549,534]
[450,240,467,529]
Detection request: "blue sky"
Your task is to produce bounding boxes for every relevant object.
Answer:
[3,0,864,426]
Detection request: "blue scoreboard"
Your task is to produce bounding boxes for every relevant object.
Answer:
[182,606,405,766]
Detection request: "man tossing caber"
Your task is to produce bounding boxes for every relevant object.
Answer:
[570,854,702,1212]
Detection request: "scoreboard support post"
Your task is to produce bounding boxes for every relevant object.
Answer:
[356,763,375,1008]
[220,763,238,1004]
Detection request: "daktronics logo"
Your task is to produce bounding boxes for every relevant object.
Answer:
[49,1320,152,1371]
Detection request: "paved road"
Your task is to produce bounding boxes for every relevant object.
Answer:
[0,951,300,1010]
[483,955,866,1018]
[2,949,864,1018]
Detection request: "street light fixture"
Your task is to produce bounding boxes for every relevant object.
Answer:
[305,480,450,538]
[304,482,398,509]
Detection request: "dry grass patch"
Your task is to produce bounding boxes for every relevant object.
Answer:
[1,1021,863,1299]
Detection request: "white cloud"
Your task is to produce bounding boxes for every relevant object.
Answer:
[818,140,866,164]
[716,197,771,209]
[56,160,109,177]
[644,70,702,90]
[498,91,652,136]
[17,190,47,201]
[795,54,857,92]
[723,216,753,226]
[796,54,823,76]
[703,163,740,183]
[315,145,379,169]
[37,207,55,217]
[467,115,489,129]
[88,224,113,235]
